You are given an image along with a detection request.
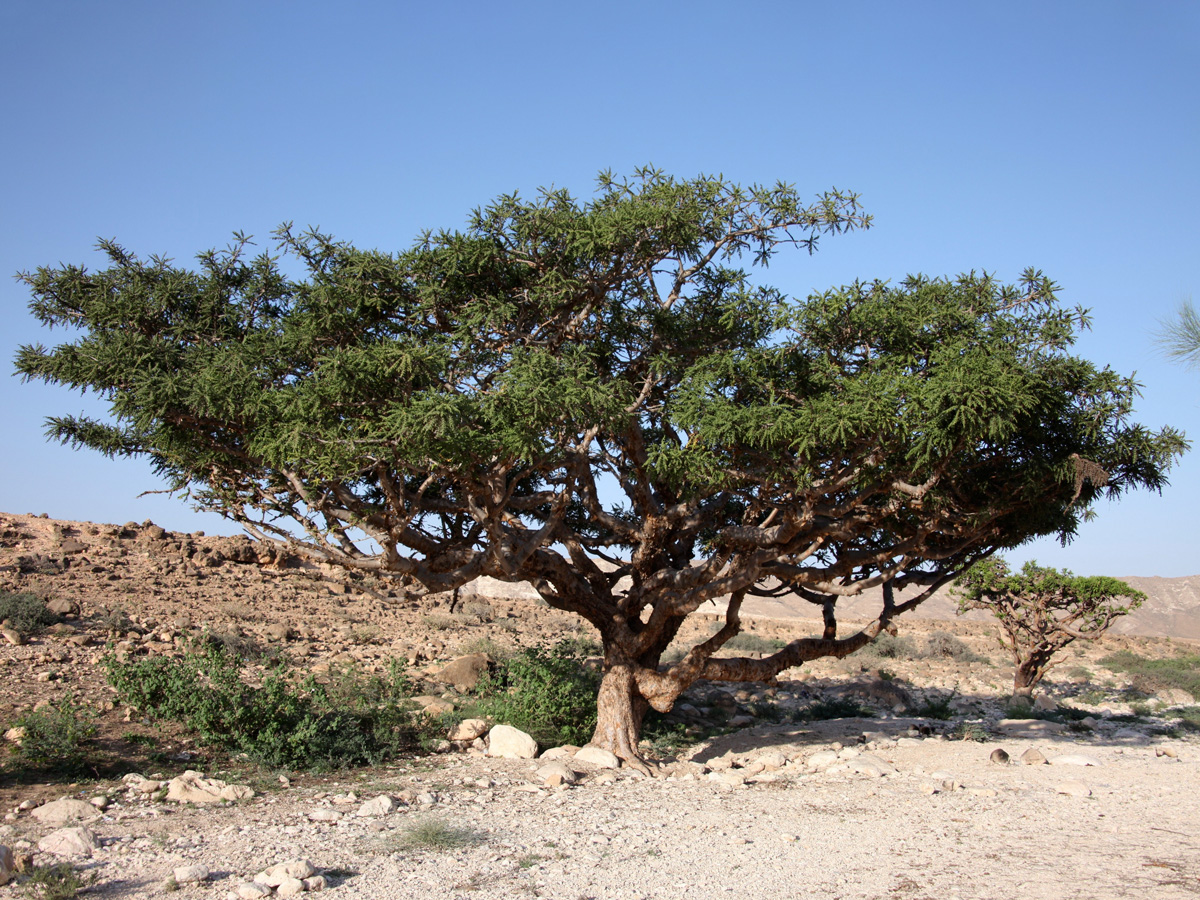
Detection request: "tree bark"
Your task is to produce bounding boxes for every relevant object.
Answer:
[590,663,652,770]
[1011,661,1041,702]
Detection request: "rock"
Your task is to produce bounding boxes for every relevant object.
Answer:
[276,877,305,898]
[1021,748,1047,766]
[0,845,13,886]
[31,798,101,824]
[412,696,456,716]
[308,808,343,822]
[1,628,25,646]
[574,745,621,769]
[1056,780,1092,797]
[448,718,490,741]
[1033,695,1057,712]
[357,795,398,817]
[540,745,578,760]
[437,654,491,691]
[1050,754,1102,767]
[3,727,26,746]
[234,882,273,900]
[537,760,578,786]
[167,770,255,803]
[256,860,317,887]
[487,724,539,759]
[989,748,1011,765]
[264,623,294,642]
[806,750,840,768]
[88,796,108,810]
[38,826,99,857]
[303,875,328,891]
[173,864,210,884]
[45,597,78,616]
[1156,746,1178,759]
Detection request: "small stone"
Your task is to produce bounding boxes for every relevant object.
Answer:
[0,845,14,886]
[3,727,25,746]
[487,724,539,759]
[1020,748,1047,766]
[574,745,621,769]
[173,864,210,884]
[537,760,578,786]
[1156,746,1178,759]
[303,875,327,891]
[1,628,25,646]
[1056,780,1091,797]
[918,783,939,795]
[539,746,579,760]
[276,877,305,898]
[88,796,109,810]
[256,859,317,886]
[989,748,1010,765]
[415,792,437,805]
[234,882,272,899]
[38,826,99,857]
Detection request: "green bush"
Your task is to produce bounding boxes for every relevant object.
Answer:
[1098,650,1200,700]
[0,590,59,634]
[923,631,982,662]
[104,645,429,770]
[20,862,96,900]
[468,641,601,746]
[723,633,786,653]
[914,691,957,720]
[853,632,918,660]
[10,698,98,776]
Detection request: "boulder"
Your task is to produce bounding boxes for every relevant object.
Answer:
[38,826,99,857]
[276,877,305,898]
[255,860,317,886]
[1020,748,1048,766]
[448,718,490,741]
[1056,780,1092,798]
[1050,754,1102,767]
[437,654,491,691]
[166,770,255,804]
[574,745,621,769]
[357,795,398,817]
[0,845,14,886]
[31,798,101,825]
[537,760,578,786]
[173,864,210,884]
[487,724,538,759]
[234,882,273,900]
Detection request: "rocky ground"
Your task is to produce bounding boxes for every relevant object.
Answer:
[1,511,1199,899]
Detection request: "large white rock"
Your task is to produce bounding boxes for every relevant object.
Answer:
[233,882,272,900]
[167,770,255,804]
[574,745,621,769]
[255,859,317,887]
[31,798,101,825]
[276,877,305,898]
[38,826,99,857]
[448,718,490,741]
[487,724,539,759]
[1050,754,1103,767]
[173,864,210,884]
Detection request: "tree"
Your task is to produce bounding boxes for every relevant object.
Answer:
[1156,297,1200,370]
[15,169,1186,767]
[954,558,1146,701]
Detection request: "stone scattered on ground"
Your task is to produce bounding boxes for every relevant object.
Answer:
[37,826,99,857]
[167,770,256,804]
[486,724,538,759]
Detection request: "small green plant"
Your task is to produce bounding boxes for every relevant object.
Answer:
[11,698,98,776]
[517,853,544,869]
[420,613,462,631]
[0,590,59,634]
[398,819,480,852]
[20,862,96,900]
[914,690,957,720]
[949,721,989,742]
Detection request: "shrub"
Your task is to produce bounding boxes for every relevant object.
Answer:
[853,632,918,660]
[1098,650,1200,700]
[398,819,480,852]
[10,698,97,776]
[0,590,59,634]
[923,631,980,662]
[723,633,786,653]
[20,862,96,900]
[802,698,875,720]
[914,691,957,720]
[104,645,429,770]
[468,641,601,746]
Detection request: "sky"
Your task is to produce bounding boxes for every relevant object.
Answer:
[1,1,1197,577]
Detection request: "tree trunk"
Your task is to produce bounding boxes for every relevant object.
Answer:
[590,663,651,766]
[1011,660,1041,703]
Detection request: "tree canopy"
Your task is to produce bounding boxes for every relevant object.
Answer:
[15,169,1187,762]
[955,558,1146,699]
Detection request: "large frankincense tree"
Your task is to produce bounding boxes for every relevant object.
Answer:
[15,169,1186,766]
[955,559,1146,701]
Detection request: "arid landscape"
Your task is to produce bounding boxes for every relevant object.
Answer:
[1,510,1199,900]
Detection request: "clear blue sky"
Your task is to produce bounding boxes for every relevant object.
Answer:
[2,2,1197,576]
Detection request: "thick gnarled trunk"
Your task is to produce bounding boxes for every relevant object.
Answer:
[590,663,651,764]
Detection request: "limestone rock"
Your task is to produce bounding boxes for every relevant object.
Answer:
[989,748,1011,765]
[234,882,273,899]
[276,877,305,898]
[1021,748,1048,766]
[574,745,621,769]
[537,760,578,786]
[255,859,317,886]
[995,719,1065,736]
[3,727,25,746]
[448,718,490,741]
[307,808,343,822]
[487,724,538,759]
[357,794,398,817]
[173,864,210,884]
[38,826,99,857]
[0,845,14,886]
[31,798,101,824]
[1050,754,1102,767]
[303,875,328,891]
[1033,695,1057,712]
[540,745,579,760]
[1056,780,1092,797]
[437,654,491,691]
[167,770,255,804]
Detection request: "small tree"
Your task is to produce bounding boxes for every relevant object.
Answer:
[955,558,1146,702]
[15,169,1185,766]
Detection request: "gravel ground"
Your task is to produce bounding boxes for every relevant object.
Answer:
[4,721,1198,900]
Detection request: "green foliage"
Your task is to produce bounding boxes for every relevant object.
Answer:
[10,698,97,776]
[1156,297,1200,370]
[0,590,59,634]
[723,633,786,653]
[468,641,601,746]
[801,698,876,721]
[914,691,958,720]
[922,631,981,662]
[949,721,990,742]
[1098,650,1200,700]
[104,646,428,770]
[853,632,918,661]
[20,863,96,900]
